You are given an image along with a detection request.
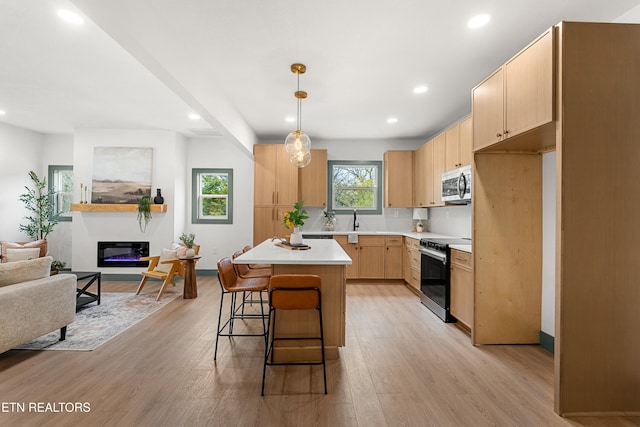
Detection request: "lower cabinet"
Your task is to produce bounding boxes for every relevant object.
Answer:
[403,237,420,291]
[450,249,473,330]
[335,235,403,279]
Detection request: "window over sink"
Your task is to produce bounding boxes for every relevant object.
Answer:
[328,160,382,215]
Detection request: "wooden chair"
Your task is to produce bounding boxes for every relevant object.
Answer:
[136,244,200,301]
[214,257,269,360]
[261,274,327,396]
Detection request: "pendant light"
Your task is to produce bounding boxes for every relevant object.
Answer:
[285,63,311,168]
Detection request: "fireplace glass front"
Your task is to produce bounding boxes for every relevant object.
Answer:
[97,241,149,267]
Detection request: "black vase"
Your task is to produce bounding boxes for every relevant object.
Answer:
[154,188,164,204]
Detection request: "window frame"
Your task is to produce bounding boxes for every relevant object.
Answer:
[191,168,233,224]
[48,165,73,222]
[327,160,383,215]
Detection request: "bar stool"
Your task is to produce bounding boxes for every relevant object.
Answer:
[261,274,327,396]
[214,257,269,361]
[232,250,271,279]
[242,245,271,270]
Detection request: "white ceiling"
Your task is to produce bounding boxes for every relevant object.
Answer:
[1,0,640,148]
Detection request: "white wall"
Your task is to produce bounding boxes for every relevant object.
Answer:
[541,151,556,336]
[185,137,255,267]
[71,129,180,273]
[0,122,44,241]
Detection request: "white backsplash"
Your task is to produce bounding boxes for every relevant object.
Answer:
[426,205,472,238]
[302,207,414,233]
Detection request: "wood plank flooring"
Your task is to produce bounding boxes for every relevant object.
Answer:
[0,278,638,426]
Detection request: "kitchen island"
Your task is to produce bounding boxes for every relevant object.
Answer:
[233,238,351,360]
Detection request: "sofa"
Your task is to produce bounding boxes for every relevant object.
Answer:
[0,256,76,353]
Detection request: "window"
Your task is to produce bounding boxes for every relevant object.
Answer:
[327,160,382,215]
[48,165,73,221]
[192,168,233,224]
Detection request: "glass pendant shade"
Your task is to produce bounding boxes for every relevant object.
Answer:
[285,130,311,155]
[290,149,312,168]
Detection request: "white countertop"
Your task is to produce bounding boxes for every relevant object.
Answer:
[301,230,461,240]
[450,244,472,253]
[233,238,352,265]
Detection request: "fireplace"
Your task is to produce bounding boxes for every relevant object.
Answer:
[97,241,149,267]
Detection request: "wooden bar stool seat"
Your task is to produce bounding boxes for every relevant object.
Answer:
[261,274,327,396]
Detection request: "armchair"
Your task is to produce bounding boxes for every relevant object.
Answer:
[136,244,200,301]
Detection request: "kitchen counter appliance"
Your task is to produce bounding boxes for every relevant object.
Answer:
[442,165,472,204]
[419,237,471,322]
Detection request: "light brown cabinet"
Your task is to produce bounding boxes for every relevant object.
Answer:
[413,142,433,208]
[384,236,403,279]
[335,235,403,279]
[299,149,327,207]
[384,150,413,207]
[254,145,327,245]
[445,116,473,171]
[432,134,445,207]
[403,237,420,291]
[450,249,473,330]
[472,28,554,151]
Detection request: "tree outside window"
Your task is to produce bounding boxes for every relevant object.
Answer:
[48,165,73,221]
[192,168,233,224]
[328,161,382,214]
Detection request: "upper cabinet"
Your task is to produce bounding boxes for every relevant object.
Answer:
[431,134,445,207]
[299,149,328,207]
[384,150,413,208]
[472,28,555,152]
[445,116,473,171]
[413,141,433,208]
[254,144,299,207]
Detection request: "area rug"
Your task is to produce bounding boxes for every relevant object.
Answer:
[14,292,180,351]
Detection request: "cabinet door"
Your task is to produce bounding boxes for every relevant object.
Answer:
[254,145,277,206]
[458,116,473,168]
[342,244,359,279]
[384,151,414,207]
[445,124,461,171]
[385,245,403,278]
[299,149,327,207]
[472,67,505,151]
[358,236,385,279]
[414,142,433,207]
[432,134,446,207]
[253,206,275,246]
[450,249,473,329]
[504,29,554,139]
[275,147,299,206]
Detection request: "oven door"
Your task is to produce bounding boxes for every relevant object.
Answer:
[419,248,452,322]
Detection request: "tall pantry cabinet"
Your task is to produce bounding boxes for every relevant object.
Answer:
[472,22,640,416]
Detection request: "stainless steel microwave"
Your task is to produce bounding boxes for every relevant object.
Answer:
[441,165,472,204]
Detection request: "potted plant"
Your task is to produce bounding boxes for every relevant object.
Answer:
[50,260,66,275]
[19,171,59,245]
[179,233,196,257]
[137,195,152,232]
[283,201,309,245]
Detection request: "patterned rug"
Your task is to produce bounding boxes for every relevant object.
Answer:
[14,292,180,351]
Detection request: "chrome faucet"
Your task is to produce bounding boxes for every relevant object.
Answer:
[353,209,359,231]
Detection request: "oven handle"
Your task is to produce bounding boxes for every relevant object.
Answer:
[420,247,447,264]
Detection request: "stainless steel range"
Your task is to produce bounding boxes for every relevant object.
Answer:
[419,237,471,322]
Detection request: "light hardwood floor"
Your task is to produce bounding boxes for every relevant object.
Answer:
[0,278,638,426]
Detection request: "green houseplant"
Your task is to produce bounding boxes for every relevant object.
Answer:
[179,232,196,257]
[137,195,152,232]
[19,170,59,240]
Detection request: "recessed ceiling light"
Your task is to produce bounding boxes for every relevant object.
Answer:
[285,116,296,123]
[188,113,201,120]
[387,117,398,124]
[57,9,84,25]
[468,14,490,29]
[413,85,428,94]
[0,110,5,116]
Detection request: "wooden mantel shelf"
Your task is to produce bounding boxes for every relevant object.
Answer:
[71,203,168,213]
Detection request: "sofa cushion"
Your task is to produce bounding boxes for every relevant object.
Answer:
[5,248,41,263]
[154,249,177,273]
[1,239,48,261]
[0,256,52,287]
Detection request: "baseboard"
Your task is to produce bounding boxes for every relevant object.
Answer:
[539,330,554,353]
